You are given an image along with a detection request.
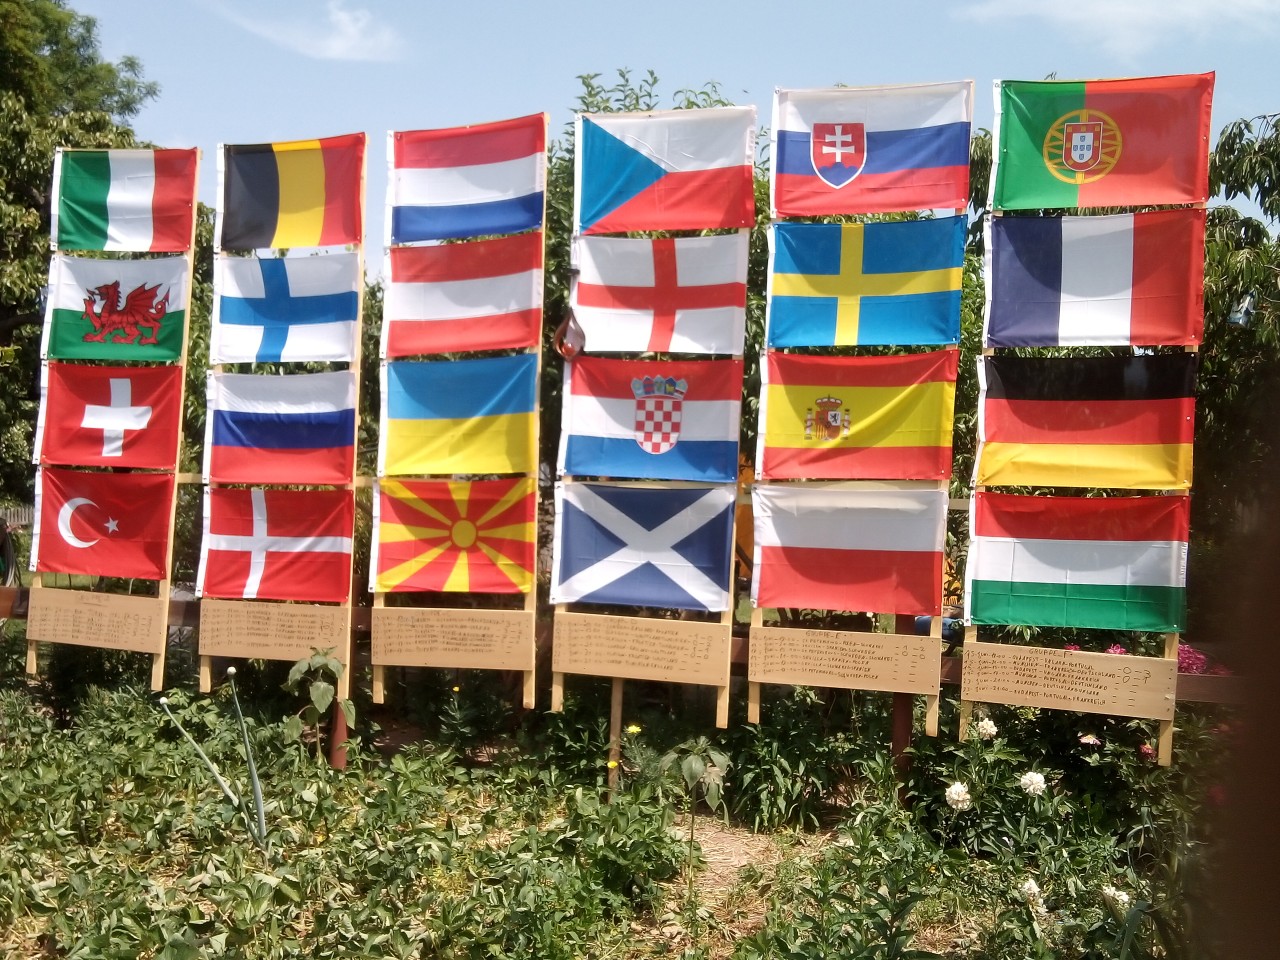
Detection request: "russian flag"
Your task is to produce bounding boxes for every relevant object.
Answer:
[389,114,547,243]
[574,106,757,235]
[558,356,742,483]
[772,82,972,217]
[203,371,356,485]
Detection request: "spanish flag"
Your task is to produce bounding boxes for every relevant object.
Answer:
[372,477,535,593]
[379,354,537,476]
[976,354,1196,489]
[758,350,957,480]
[218,133,364,249]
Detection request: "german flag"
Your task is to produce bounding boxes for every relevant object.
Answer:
[758,350,957,480]
[372,477,535,594]
[976,353,1196,489]
[218,133,364,250]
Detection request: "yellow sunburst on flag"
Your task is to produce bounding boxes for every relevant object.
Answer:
[373,477,535,593]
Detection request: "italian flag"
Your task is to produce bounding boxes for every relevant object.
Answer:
[965,491,1189,632]
[990,73,1213,210]
[53,148,198,252]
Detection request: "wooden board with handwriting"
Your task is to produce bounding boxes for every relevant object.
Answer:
[26,588,166,654]
[553,612,730,686]
[750,626,941,695]
[372,607,534,670]
[962,641,1176,721]
[198,599,349,663]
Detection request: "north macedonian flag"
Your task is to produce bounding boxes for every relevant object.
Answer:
[217,133,365,249]
[990,73,1214,210]
[965,491,1189,632]
[371,477,536,594]
[976,354,1196,489]
[758,350,957,480]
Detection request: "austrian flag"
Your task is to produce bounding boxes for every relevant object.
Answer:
[571,232,748,354]
[197,487,354,602]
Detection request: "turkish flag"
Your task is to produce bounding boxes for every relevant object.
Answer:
[33,467,174,580]
[37,362,182,469]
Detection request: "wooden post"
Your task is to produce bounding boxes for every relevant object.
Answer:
[747,607,763,724]
[607,676,623,795]
[891,614,915,798]
[1157,631,1179,766]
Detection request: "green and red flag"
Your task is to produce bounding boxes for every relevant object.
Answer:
[990,73,1213,210]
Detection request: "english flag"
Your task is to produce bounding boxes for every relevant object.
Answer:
[196,486,354,602]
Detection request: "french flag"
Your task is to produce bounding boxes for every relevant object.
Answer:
[203,371,355,485]
[388,114,547,243]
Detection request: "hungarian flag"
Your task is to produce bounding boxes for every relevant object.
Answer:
[52,148,198,252]
[758,350,957,480]
[31,466,173,580]
[751,484,946,615]
[389,113,547,242]
[371,477,536,593]
[382,232,543,356]
[36,362,182,469]
[984,209,1205,347]
[43,254,189,362]
[991,73,1214,210]
[197,487,354,602]
[965,491,1189,632]
[976,354,1196,490]
[575,106,756,234]
[217,133,364,250]
[571,232,748,354]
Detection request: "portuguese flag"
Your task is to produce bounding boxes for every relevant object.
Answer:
[990,73,1214,210]
[965,491,1188,632]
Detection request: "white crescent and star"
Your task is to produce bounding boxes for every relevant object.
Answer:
[55,497,118,549]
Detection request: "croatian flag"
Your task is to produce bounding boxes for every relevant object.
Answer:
[388,113,547,243]
[558,356,742,483]
[575,106,756,234]
[383,231,543,356]
[211,251,360,363]
[571,232,748,354]
[551,481,736,611]
[203,371,356,485]
[772,82,972,216]
[197,486,354,602]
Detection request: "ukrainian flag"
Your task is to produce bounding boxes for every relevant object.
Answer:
[767,216,964,347]
[380,354,538,476]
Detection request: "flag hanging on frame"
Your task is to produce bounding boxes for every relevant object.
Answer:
[771,82,972,216]
[965,491,1189,632]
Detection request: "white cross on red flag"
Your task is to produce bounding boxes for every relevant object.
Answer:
[35,362,182,469]
[570,232,748,354]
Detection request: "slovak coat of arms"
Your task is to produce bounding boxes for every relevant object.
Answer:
[810,122,866,188]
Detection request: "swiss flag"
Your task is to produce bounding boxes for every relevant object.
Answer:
[32,467,174,579]
[197,487,354,602]
[37,362,182,469]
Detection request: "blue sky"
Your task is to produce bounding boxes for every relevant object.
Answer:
[75,0,1279,250]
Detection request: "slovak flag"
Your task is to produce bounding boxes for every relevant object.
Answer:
[197,486,354,602]
[203,371,356,485]
[389,113,547,243]
[575,106,757,235]
[772,82,973,216]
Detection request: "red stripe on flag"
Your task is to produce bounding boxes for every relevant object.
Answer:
[973,491,1190,543]
[982,397,1195,445]
[149,149,197,251]
[761,445,952,481]
[319,133,364,247]
[390,231,543,283]
[773,166,970,217]
[584,167,755,234]
[394,115,545,169]
[757,544,941,615]
[208,446,354,485]
[385,310,542,356]
[1129,209,1205,346]
[568,356,745,402]
[769,350,959,389]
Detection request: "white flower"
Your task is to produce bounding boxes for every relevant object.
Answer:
[945,781,972,811]
[975,718,998,740]
[1020,878,1041,900]
[1019,771,1047,796]
[1102,885,1132,909]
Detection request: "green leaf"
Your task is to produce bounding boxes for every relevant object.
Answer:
[282,715,303,743]
[310,680,334,715]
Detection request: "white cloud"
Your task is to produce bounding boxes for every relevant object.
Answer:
[209,0,406,62]
[957,0,1274,58]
